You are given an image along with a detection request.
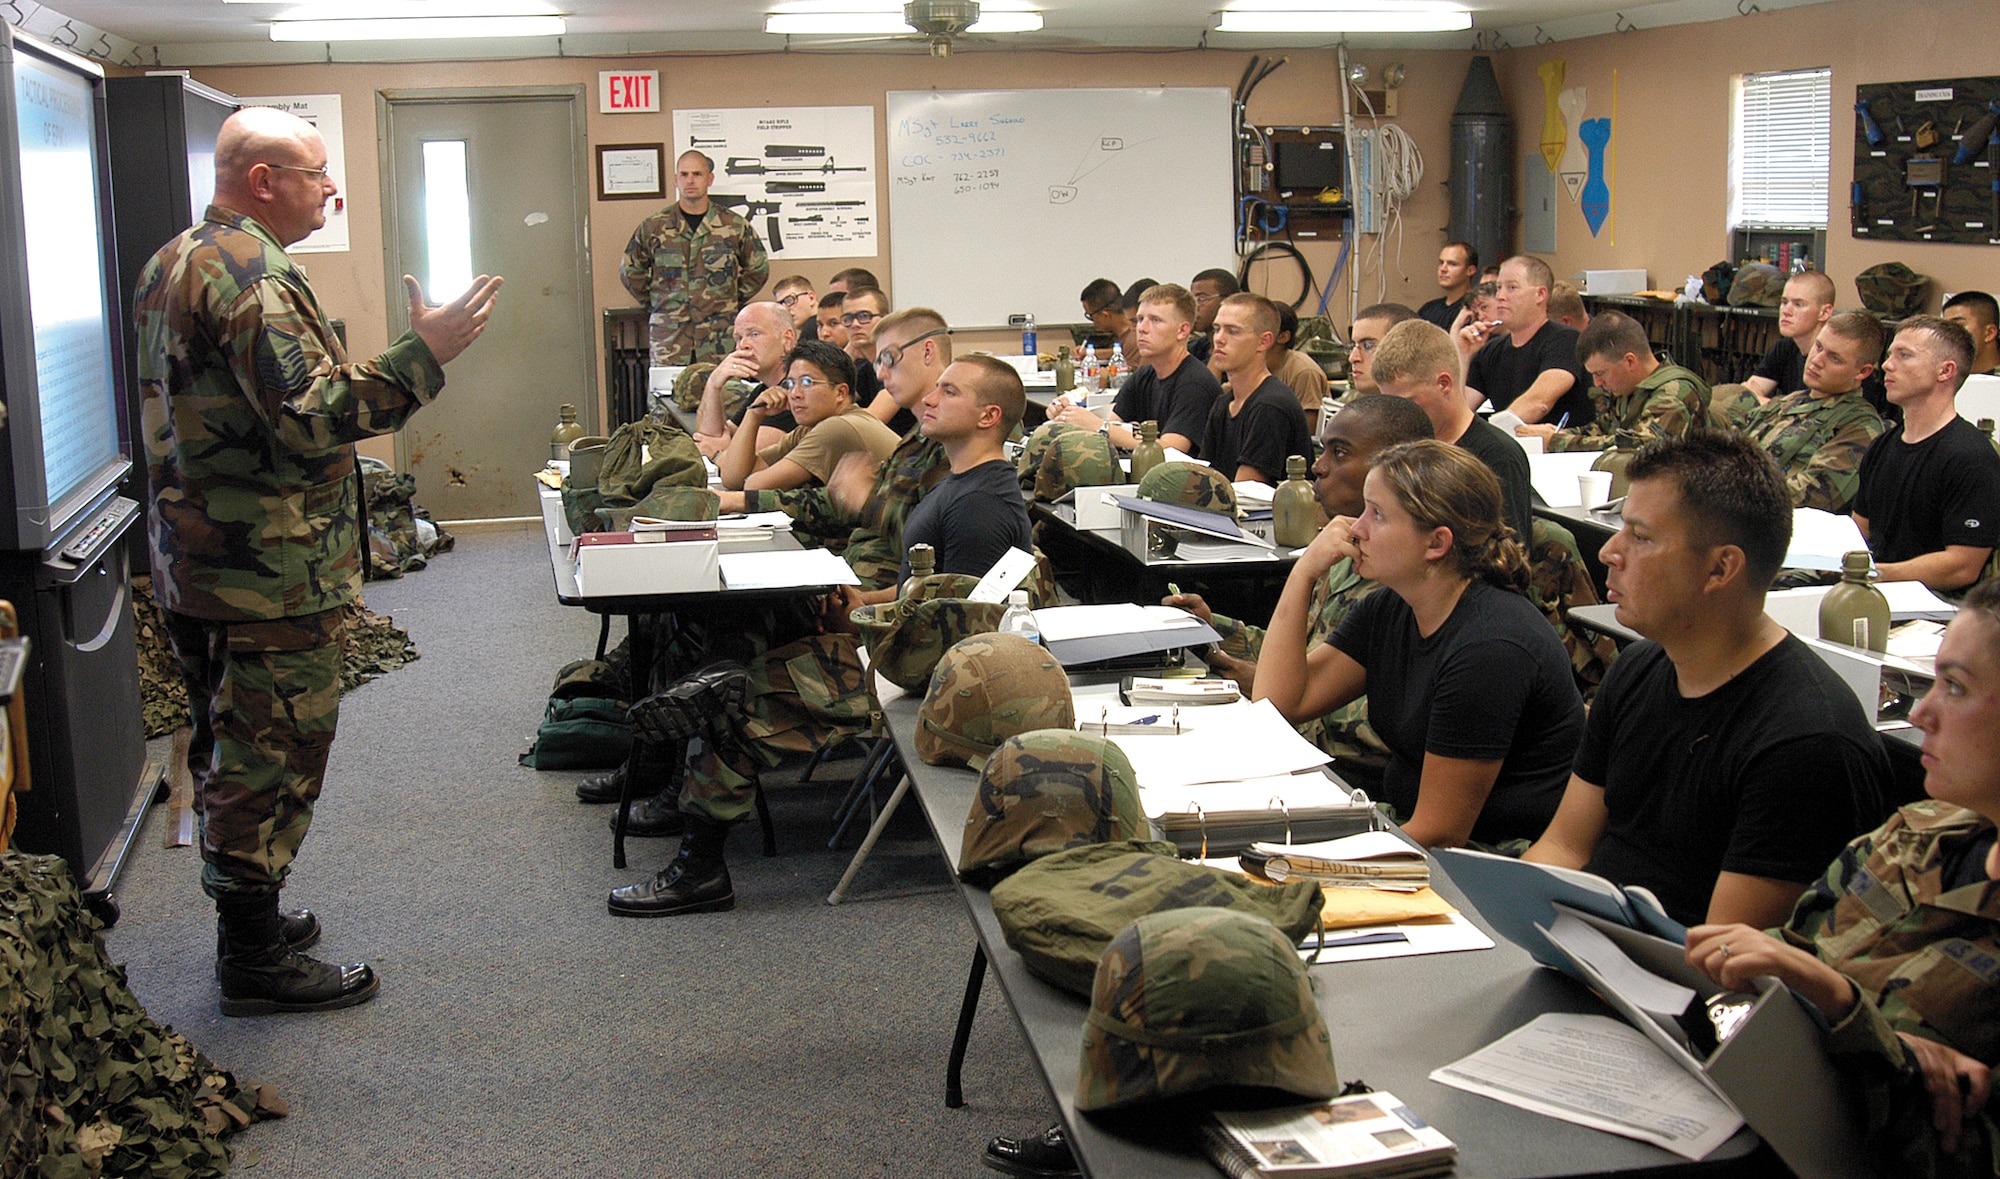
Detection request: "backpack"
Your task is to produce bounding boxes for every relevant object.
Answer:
[519,658,633,770]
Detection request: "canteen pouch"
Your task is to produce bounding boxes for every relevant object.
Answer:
[989,840,1324,997]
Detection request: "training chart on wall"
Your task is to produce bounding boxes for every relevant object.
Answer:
[886,87,1233,330]
[670,105,876,260]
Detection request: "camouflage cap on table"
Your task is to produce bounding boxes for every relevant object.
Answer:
[916,632,1073,770]
[1023,421,1121,501]
[1075,906,1339,1112]
[1856,262,1932,317]
[959,729,1148,884]
[1138,461,1239,517]
[851,573,1006,692]
[634,484,721,521]
[1017,420,1081,487]
[673,361,717,412]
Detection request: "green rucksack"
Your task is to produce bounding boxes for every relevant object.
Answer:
[519,658,633,770]
[597,419,706,502]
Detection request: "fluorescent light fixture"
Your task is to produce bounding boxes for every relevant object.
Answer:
[765,11,1041,34]
[271,0,560,15]
[1216,4,1470,33]
[270,15,566,39]
[769,0,1035,9]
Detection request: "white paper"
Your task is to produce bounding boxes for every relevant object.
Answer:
[967,547,1037,604]
[1528,452,1604,507]
[1172,538,1282,562]
[1303,912,1494,962]
[1163,446,1202,466]
[1144,771,1356,817]
[1030,603,1206,644]
[1878,580,1958,618]
[717,548,861,589]
[1787,508,1871,571]
[1111,699,1332,790]
[1257,831,1424,864]
[1545,913,1696,1020]
[1231,480,1276,506]
[1431,1013,1743,1161]
[714,511,795,532]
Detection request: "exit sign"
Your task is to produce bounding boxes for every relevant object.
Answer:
[599,71,660,113]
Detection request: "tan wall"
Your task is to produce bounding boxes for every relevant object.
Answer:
[1495,0,1996,314]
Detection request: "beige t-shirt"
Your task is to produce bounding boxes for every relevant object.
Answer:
[756,405,901,482]
[1272,349,1331,417]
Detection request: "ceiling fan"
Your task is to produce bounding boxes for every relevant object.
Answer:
[767,0,1048,57]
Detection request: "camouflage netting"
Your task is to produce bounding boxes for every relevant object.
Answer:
[1,852,284,1177]
[132,578,422,739]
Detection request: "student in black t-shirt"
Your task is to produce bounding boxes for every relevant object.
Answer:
[1743,270,1835,404]
[1203,292,1313,483]
[1524,430,1889,929]
[1345,303,1418,397]
[1255,440,1584,848]
[895,354,1034,584]
[1417,241,1477,332]
[1046,283,1223,456]
[1456,254,1593,428]
[1853,317,2000,593]
[695,301,797,457]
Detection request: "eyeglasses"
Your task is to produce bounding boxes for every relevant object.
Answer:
[1083,302,1119,320]
[777,291,813,307]
[1192,292,1224,306]
[841,309,880,327]
[778,375,832,391]
[876,328,947,371]
[1351,338,1380,353]
[265,162,331,179]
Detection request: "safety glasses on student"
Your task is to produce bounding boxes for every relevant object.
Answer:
[876,328,947,371]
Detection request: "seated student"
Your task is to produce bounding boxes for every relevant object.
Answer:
[1343,303,1417,398]
[1686,580,2000,1177]
[1187,267,1238,364]
[694,301,796,457]
[1203,292,1313,484]
[814,290,848,350]
[1271,302,1333,431]
[1523,431,1889,929]
[1853,317,2000,592]
[1080,276,1138,361]
[1944,290,2000,377]
[1170,395,1435,791]
[1744,269,1836,404]
[773,273,818,340]
[1255,440,1586,848]
[1046,283,1222,455]
[1547,279,1589,332]
[1371,318,1534,551]
[1738,310,1888,514]
[1418,241,1477,332]
[608,355,1033,918]
[825,266,879,295]
[1456,254,1594,428]
[715,340,899,505]
[838,285,889,415]
[1517,310,1709,452]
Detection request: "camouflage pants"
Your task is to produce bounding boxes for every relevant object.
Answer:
[164,609,345,899]
[680,633,878,824]
[647,310,735,367]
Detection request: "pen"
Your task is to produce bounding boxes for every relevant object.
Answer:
[1554,412,1569,430]
[1302,931,1410,950]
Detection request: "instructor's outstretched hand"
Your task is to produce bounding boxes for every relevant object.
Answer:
[406,274,504,365]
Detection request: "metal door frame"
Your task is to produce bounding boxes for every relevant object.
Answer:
[377,85,596,479]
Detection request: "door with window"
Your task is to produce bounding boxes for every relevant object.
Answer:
[380,87,593,520]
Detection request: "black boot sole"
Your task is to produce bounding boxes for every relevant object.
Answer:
[606,889,735,918]
[629,664,750,744]
[219,972,380,1017]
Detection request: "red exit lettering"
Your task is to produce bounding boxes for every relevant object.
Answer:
[601,71,659,113]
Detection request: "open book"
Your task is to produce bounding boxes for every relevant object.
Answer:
[1430,846,1684,973]
[1204,1091,1456,1179]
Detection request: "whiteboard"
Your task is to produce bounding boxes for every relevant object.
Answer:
[885,88,1234,331]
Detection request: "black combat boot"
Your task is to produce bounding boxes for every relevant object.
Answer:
[576,739,679,803]
[609,787,683,837]
[606,812,734,917]
[214,905,322,955]
[628,662,751,745]
[215,892,378,1016]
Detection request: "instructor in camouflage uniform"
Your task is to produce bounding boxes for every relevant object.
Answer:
[620,150,769,366]
[136,107,502,1016]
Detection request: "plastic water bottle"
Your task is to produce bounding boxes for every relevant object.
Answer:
[999,590,1041,643]
[1022,313,1037,359]
[1109,342,1128,386]
[1082,344,1099,392]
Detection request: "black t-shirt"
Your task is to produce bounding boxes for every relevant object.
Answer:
[1113,355,1225,453]
[1187,333,1213,365]
[1452,416,1536,550]
[1419,295,1470,332]
[681,205,707,233]
[1852,417,2000,565]
[1751,336,1807,396]
[1203,375,1314,484]
[729,382,797,435]
[897,458,1033,585]
[1466,320,1594,428]
[850,356,883,406]
[1329,580,1585,845]
[1575,637,1889,927]
[799,317,820,342]
[884,404,918,437]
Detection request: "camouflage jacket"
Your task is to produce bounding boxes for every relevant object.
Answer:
[1782,802,2000,1177]
[1738,388,1887,514]
[136,206,445,622]
[747,427,950,590]
[1207,558,1389,771]
[620,203,769,366]
[1546,364,1710,452]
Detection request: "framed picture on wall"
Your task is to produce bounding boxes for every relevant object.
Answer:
[596,142,664,200]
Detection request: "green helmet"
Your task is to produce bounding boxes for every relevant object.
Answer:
[1019,420,1120,501]
[1016,420,1078,487]
[1725,261,1785,308]
[1856,261,1931,317]
[549,658,626,703]
[917,633,1073,770]
[672,361,717,412]
[633,484,721,522]
[1138,460,1239,517]
[1075,907,1339,1112]
[850,574,1007,692]
[959,730,1149,885]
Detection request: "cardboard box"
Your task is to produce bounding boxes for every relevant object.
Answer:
[572,531,719,597]
[1580,268,1647,295]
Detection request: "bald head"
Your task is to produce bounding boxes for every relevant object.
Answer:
[212,107,335,247]
[215,107,323,198]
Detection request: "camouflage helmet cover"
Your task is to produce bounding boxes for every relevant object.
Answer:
[917,633,1074,769]
[1138,460,1239,517]
[1027,423,1121,501]
[634,484,721,521]
[1726,262,1785,308]
[851,573,1007,692]
[959,729,1149,884]
[673,361,717,411]
[1075,906,1339,1112]
[1017,419,1082,486]
[1855,261,1932,317]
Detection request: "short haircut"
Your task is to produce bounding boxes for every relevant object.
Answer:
[773,274,813,295]
[1547,280,1586,324]
[1369,318,1458,389]
[844,285,889,313]
[957,353,1027,435]
[1274,301,1299,346]
[1961,575,2000,629]
[818,290,845,310]
[1219,291,1279,340]
[1353,303,1417,329]
[787,339,855,393]
[1191,268,1240,294]
[1371,439,1530,589]
[1627,429,1793,588]
[1122,278,1157,312]
[1080,277,1121,310]
[1786,270,1836,306]
[1335,393,1435,447]
[1443,241,1478,269]
[1945,290,2000,332]
[1899,315,1977,390]
[874,307,953,364]
[1481,265,1501,280]
[1139,282,1198,325]
[1503,254,1554,293]
[1820,310,1886,368]
[1577,309,1651,365]
[829,266,879,289]
[676,149,713,172]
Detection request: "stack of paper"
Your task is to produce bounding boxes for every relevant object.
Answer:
[1528,451,1605,508]
[1231,480,1276,508]
[717,548,860,589]
[1786,509,1871,570]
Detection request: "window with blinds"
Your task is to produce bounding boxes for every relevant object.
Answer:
[1732,67,1831,228]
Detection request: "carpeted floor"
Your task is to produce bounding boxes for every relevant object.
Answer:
[100,527,1053,1178]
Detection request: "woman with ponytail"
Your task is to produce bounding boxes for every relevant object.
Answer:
[1256,439,1585,848]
